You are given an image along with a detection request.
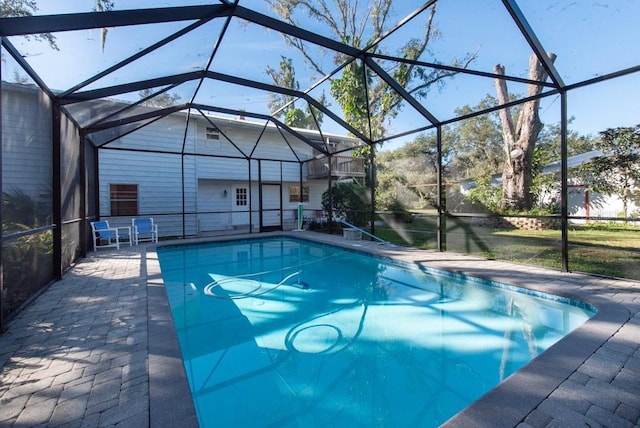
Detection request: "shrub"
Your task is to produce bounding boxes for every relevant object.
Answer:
[321,182,372,227]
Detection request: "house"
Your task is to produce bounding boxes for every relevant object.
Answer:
[1,83,365,238]
[459,150,639,221]
[97,108,365,237]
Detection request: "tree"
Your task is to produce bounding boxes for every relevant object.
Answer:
[449,96,504,181]
[138,89,181,108]
[376,133,442,210]
[266,0,477,140]
[494,52,556,211]
[266,56,324,129]
[0,1,114,51]
[573,125,640,218]
[321,182,371,226]
[0,0,57,49]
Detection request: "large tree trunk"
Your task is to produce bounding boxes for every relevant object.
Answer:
[494,52,556,211]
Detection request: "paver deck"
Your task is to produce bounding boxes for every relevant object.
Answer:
[1,232,639,427]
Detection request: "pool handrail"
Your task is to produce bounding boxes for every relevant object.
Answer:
[336,218,390,245]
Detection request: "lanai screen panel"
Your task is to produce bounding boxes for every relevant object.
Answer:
[1,55,55,320]
[518,0,640,85]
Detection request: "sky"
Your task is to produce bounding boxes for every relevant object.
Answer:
[4,0,640,150]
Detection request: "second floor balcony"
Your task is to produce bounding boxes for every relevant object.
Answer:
[307,156,366,179]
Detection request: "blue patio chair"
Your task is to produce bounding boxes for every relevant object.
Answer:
[90,220,120,251]
[132,217,158,244]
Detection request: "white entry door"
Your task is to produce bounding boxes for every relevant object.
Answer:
[261,184,282,231]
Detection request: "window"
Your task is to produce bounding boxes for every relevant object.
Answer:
[289,185,309,202]
[110,184,138,216]
[236,188,247,206]
[206,126,220,141]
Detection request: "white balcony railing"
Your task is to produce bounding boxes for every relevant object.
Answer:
[307,156,366,179]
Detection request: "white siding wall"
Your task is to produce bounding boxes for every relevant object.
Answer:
[108,115,197,153]
[197,179,232,231]
[98,113,337,235]
[100,151,195,237]
[195,122,260,158]
[307,180,327,211]
[193,120,315,163]
[2,85,52,202]
[281,162,301,182]
[259,160,282,182]
[568,186,639,222]
[196,156,249,180]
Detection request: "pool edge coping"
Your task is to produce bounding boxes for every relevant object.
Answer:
[145,231,632,427]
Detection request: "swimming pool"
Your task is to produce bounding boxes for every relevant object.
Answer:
[157,237,595,427]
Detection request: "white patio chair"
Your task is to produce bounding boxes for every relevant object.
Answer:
[90,220,120,251]
[132,217,158,244]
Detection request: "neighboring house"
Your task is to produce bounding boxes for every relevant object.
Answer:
[98,109,365,237]
[541,150,639,221]
[459,150,639,220]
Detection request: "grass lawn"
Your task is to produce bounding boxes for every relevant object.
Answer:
[372,217,640,281]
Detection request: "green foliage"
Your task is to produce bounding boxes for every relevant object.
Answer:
[3,188,50,231]
[267,0,477,141]
[2,228,54,317]
[330,60,374,136]
[266,56,324,129]
[0,0,37,16]
[375,167,402,210]
[450,96,503,179]
[530,145,557,207]
[383,199,413,223]
[376,133,441,210]
[578,221,640,231]
[466,175,502,213]
[321,182,371,227]
[2,188,54,317]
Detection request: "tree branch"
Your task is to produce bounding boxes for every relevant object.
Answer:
[493,63,516,157]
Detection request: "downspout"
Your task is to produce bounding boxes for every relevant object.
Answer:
[248,158,252,233]
[258,160,263,231]
[299,162,304,227]
[93,142,100,225]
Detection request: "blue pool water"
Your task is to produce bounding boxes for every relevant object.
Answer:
[157,237,595,427]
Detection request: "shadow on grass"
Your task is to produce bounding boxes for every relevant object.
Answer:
[375,215,640,281]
